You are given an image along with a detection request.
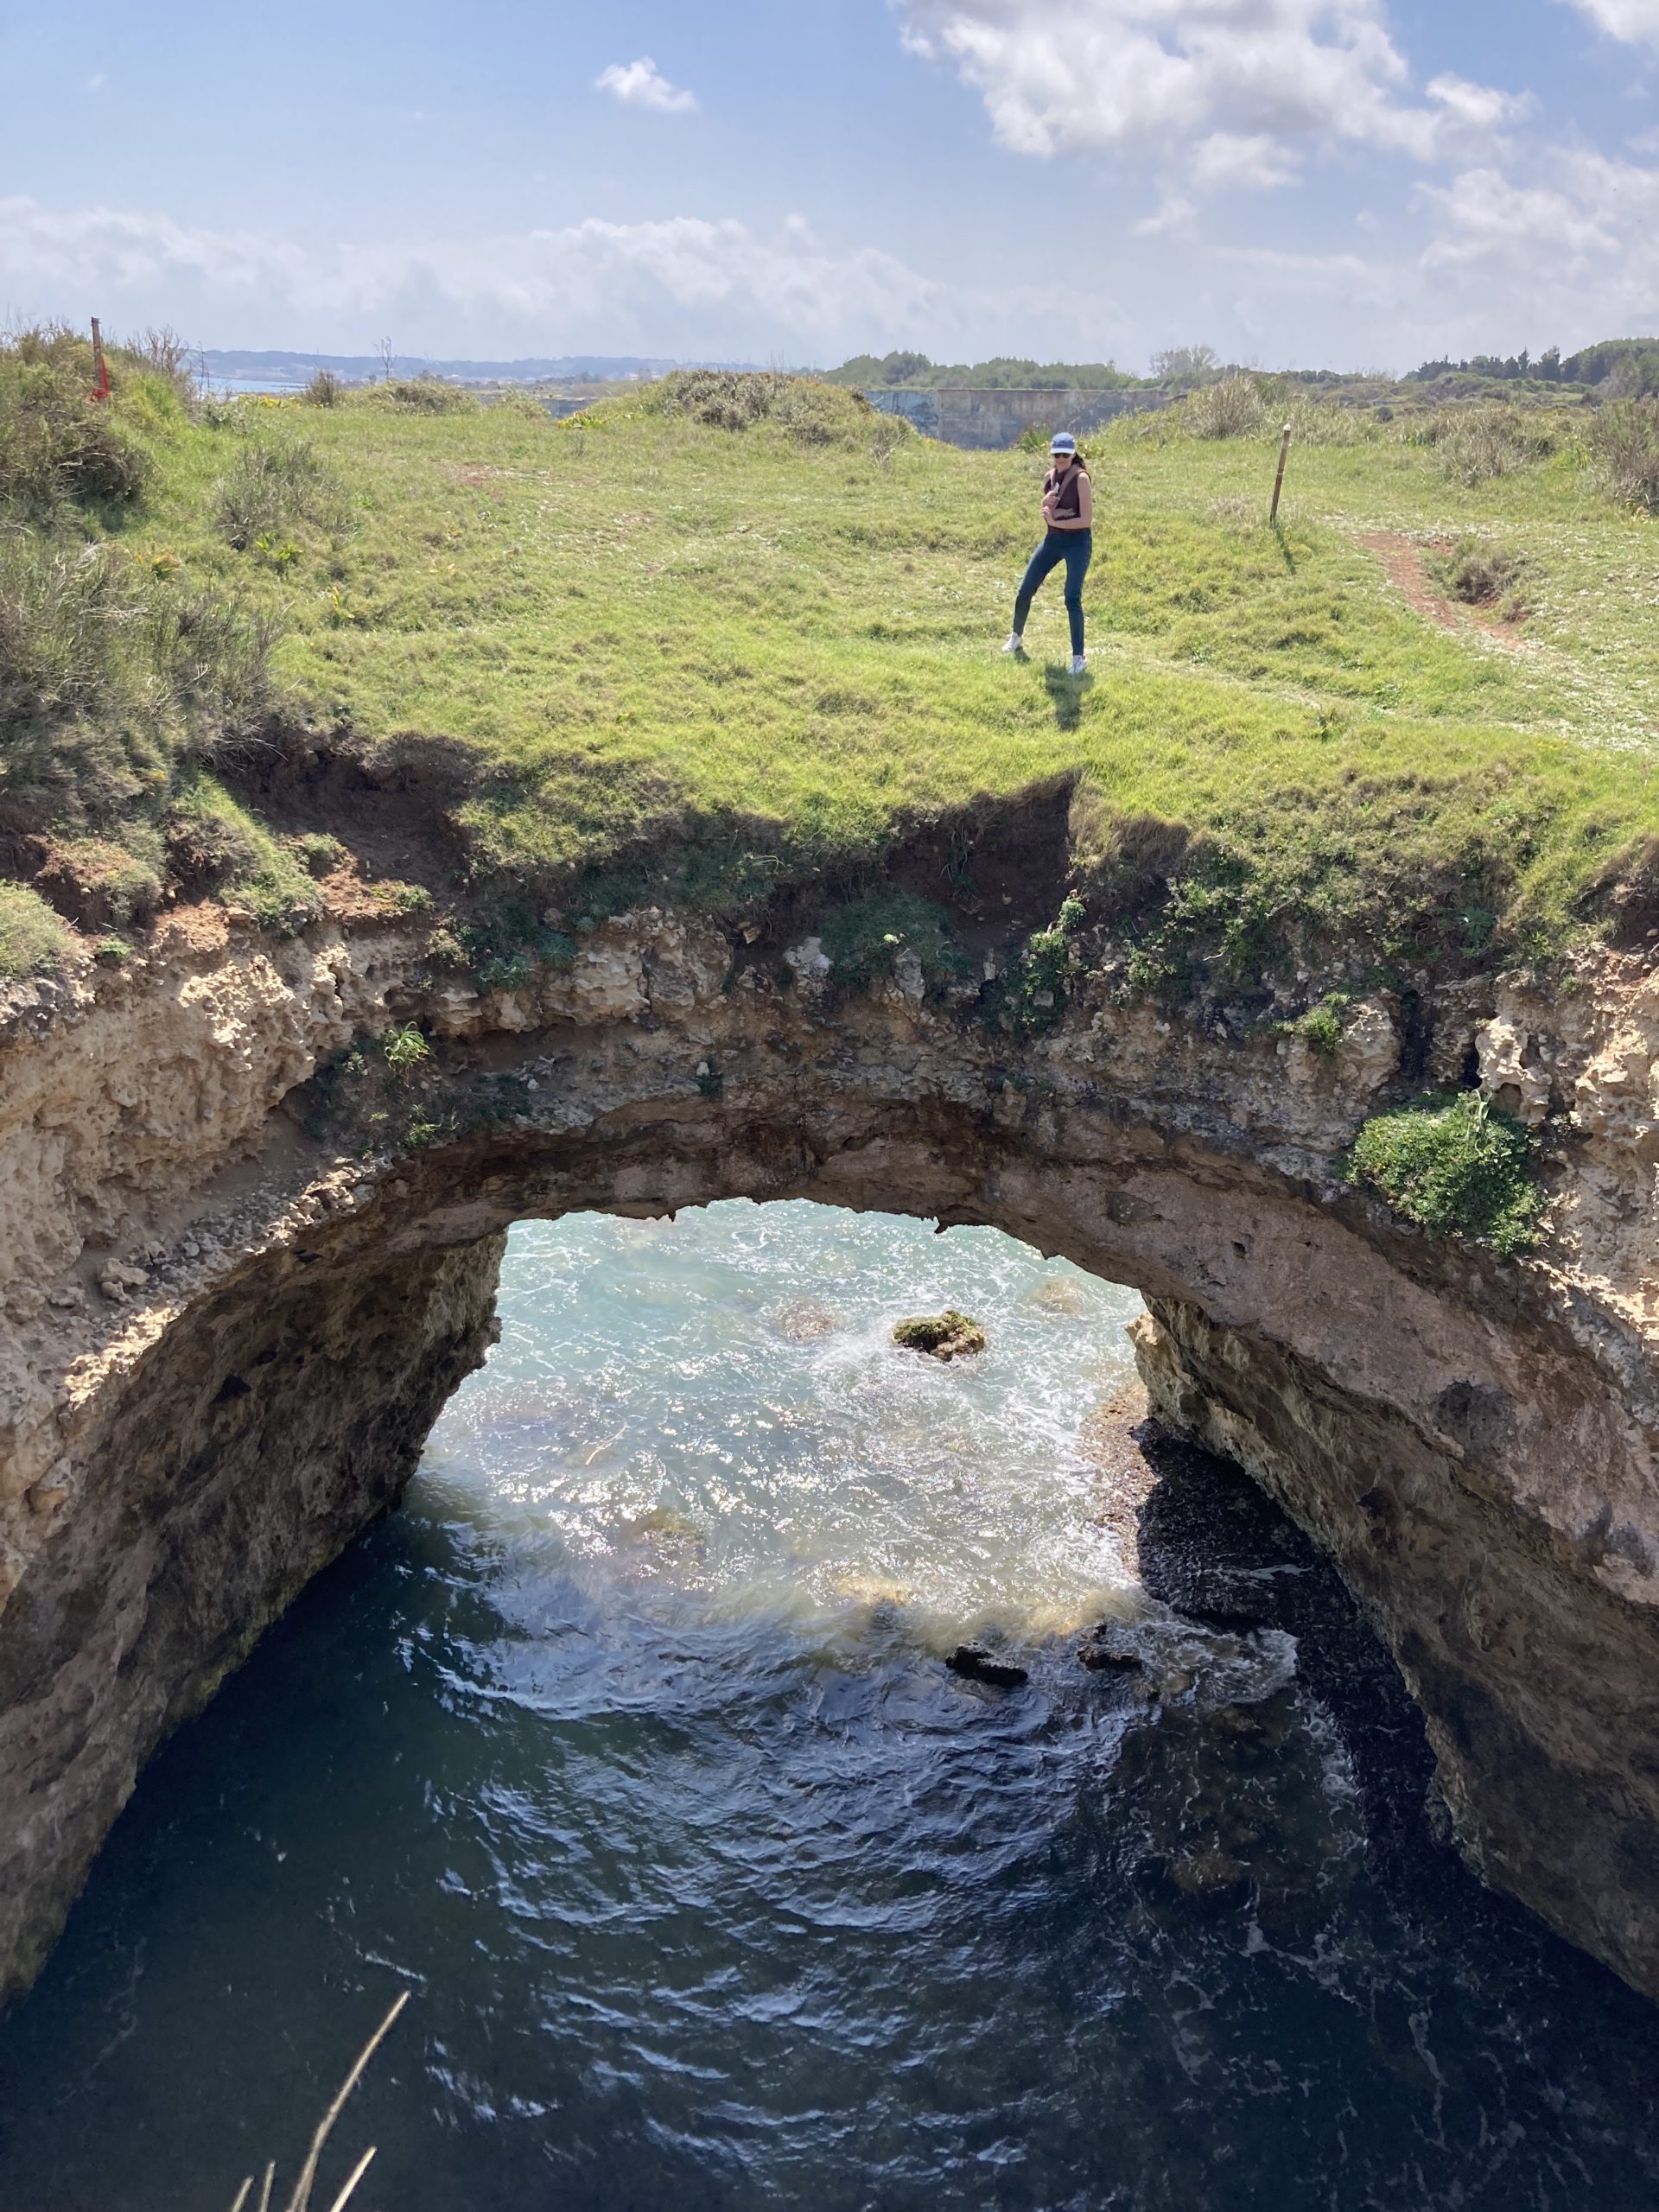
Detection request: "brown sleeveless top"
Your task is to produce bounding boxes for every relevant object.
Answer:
[1045,463,1089,523]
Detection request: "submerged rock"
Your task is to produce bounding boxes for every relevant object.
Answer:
[947,1644,1029,1688]
[1077,1627,1145,1675]
[892,1309,987,1361]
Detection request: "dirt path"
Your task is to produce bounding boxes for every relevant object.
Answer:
[1356,531,1528,651]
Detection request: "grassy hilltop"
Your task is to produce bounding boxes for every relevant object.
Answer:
[4,331,1659,1001]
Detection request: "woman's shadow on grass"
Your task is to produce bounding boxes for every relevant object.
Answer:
[1042,659,1094,731]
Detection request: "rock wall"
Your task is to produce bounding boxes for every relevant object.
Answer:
[3,902,1659,2003]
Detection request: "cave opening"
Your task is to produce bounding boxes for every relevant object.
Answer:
[4,1201,1659,2211]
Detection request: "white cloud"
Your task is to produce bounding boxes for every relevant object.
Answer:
[1425,75,1535,132]
[1190,130,1302,190]
[1416,152,1658,271]
[1561,0,1659,42]
[595,57,698,113]
[0,197,938,358]
[895,0,1519,169]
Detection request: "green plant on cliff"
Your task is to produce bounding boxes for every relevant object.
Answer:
[384,1022,431,1077]
[995,893,1087,1033]
[1344,1090,1546,1256]
[818,893,961,987]
[0,882,72,979]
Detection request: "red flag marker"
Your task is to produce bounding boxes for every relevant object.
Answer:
[90,316,111,401]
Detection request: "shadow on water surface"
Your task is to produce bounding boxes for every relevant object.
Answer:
[0,1205,1656,2212]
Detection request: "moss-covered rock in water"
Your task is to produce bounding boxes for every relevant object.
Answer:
[1344,1090,1545,1257]
[892,1309,987,1360]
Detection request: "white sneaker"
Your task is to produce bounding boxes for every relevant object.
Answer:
[1070,654,1087,676]
[1001,632,1024,653]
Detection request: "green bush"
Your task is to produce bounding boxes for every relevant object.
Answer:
[1344,1090,1545,1256]
[1183,376,1271,441]
[1295,996,1347,1057]
[384,1021,431,1076]
[1413,405,1560,486]
[1427,536,1533,620]
[997,893,1087,1032]
[818,892,960,985]
[0,536,137,722]
[213,437,350,550]
[0,329,152,512]
[659,370,869,447]
[1586,398,1659,512]
[379,377,479,416]
[0,882,73,978]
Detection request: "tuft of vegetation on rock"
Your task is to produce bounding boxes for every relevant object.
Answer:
[818,893,961,987]
[1427,536,1533,620]
[892,1309,987,1359]
[0,881,73,980]
[1343,1090,1546,1257]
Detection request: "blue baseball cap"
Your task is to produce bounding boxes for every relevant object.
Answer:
[1050,431,1077,454]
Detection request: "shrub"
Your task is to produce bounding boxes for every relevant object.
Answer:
[1294,996,1347,1057]
[770,379,868,446]
[996,893,1088,1032]
[1344,1090,1545,1256]
[213,437,350,550]
[296,832,346,876]
[1427,536,1533,620]
[0,537,136,722]
[1184,377,1271,440]
[1283,397,1369,448]
[0,882,73,979]
[380,377,479,416]
[1586,398,1659,512]
[304,369,344,407]
[1413,405,1560,486]
[384,1021,431,1075]
[818,892,960,984]
[144,580,283,722]
[0,331,152,512]
[118,327,194,393]
[661,369,787,430]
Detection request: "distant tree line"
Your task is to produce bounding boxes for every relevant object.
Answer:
[827,351,1141,391]
[829,336,1659,400]
[1408,339,1659,393]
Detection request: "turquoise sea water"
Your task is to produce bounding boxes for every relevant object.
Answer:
[0,1202,1656,2209]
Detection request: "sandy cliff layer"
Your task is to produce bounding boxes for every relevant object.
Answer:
[3,900,1659,2002]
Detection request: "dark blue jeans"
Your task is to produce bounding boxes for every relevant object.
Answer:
[1014,530,1092,657]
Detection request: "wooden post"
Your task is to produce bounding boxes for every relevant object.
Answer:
[1269,422,1292,524]
[90,316,111,402]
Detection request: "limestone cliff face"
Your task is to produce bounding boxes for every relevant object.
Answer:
[3,901,1659,2004]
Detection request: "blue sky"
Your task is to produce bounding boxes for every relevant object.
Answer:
[3,0,1657,371]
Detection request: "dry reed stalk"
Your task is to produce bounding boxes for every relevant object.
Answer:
[220,1990,410,2212]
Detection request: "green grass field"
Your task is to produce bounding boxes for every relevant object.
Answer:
[5,348,1659,988]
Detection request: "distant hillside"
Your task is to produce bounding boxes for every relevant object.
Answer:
[198,351,766,385]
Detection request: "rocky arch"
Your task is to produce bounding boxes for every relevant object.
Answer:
[3,904,1659,2006]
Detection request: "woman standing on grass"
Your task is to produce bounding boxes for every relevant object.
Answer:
[1003,431,1092,673]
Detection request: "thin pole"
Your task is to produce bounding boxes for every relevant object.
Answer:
[1269,423,1292,524]
[90,316,111,402]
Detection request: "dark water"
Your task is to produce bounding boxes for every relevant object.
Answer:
[2,1204,1657,2211]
